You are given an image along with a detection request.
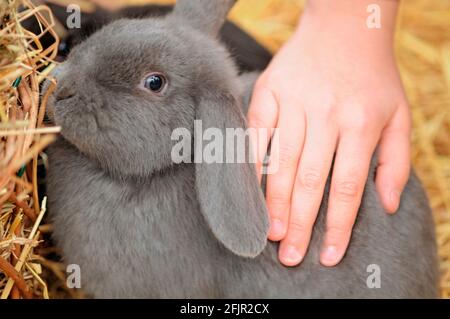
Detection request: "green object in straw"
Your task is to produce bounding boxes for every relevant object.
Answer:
[17,165,26,177]
[12,76,22,88]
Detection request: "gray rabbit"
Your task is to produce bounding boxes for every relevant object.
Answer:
[45,0,439,298]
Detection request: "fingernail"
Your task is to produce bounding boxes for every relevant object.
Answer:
[320,245,339,266]
[269,218,284,238]
[280,245,303,266]
[390,190,400,206]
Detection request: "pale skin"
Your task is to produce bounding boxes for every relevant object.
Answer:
[248,0,411,267]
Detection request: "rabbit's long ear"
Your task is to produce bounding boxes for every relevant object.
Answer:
[173,0,236,36]
[195,90,269,258]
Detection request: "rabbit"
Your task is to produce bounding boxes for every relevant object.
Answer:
[45,0,439,298]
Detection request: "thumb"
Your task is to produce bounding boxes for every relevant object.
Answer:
[376,103,411,213]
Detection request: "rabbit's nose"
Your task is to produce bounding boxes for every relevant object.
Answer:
[55,85,75,101]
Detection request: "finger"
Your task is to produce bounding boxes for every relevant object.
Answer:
[376,104,411,213]
[247,83,279,182]
[278,121,337,266]
[320,132,378,267]
[266,107,305,241]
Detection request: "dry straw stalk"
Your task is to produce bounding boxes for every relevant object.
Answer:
[1,0,59,299]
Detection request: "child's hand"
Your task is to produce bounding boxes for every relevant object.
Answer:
[247,0,411,267]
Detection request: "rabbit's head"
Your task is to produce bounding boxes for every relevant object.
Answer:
[48,0,238,177]
[47,0,269,258]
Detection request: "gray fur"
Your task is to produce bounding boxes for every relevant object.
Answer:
[45,0,438,298]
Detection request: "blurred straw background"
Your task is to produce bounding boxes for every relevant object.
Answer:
[1,0,449,298]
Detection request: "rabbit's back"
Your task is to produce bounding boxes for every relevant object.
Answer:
[47,137,438,298]
[225,164,439,298]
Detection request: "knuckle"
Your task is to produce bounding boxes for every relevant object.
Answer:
[332,180,360,202]
[288,218,311,234]
[326,223,352,238]
[352,116,371,132]
[252,77,277,98]
[268,191,290,208]
[321,103,336,120]
[247,111,268,129]
[253,78,269,92]
[276,143,298,169]
[297,168,324,193]
[342,110,372,132]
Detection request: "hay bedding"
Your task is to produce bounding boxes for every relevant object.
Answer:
[0,0,448,298]
[0,0,61,299]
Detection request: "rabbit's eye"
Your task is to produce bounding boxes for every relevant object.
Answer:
[143,73,167,93]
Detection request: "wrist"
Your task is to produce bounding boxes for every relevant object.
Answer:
[295,0,399,50]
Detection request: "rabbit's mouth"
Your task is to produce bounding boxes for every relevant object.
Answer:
[44,89,77,128]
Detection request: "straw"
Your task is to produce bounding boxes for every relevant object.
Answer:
[1,0,59,299]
